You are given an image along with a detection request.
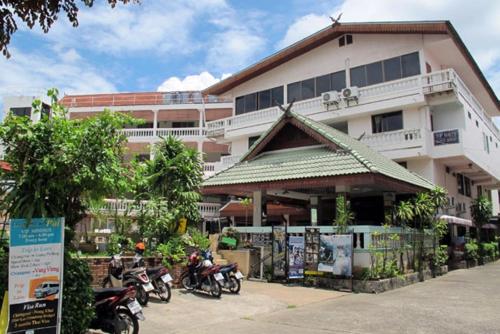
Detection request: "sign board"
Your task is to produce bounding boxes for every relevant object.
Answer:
[8,218,64,334]
[251,233,271,247]
[318,234,353,277]
[433,129,459,146]
[304,227,320,272]
[271,225,286,278]
[288,236,304,279]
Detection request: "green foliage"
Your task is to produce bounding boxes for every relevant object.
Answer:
[480,242,499,258]
[219,227,240,250]
[183,227,211,250]
[333,194,354,234]
[106,234,133,255]
[431,219,448,240]
[433,245,449,267]
[61,252,94,334]
[157,237,187,267]
[366,226,402,280]
[471,196,493,242]
[465,239,479,261]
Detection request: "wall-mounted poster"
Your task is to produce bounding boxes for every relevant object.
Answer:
[318,234,353,277]
[304,227,320,271]
[272,225,286,278]
[288,236,304,279]
[8,218,65,334]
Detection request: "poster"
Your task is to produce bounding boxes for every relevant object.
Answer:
[272,225,286,278]
[8,218,64,334]
[288,236,304,279]
[304,227,320,271]
[318,234,353,277]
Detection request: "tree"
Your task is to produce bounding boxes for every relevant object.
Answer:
[333,194,354,234]
[470,196,492,243]
[0,89,134,333]
[0,0,137,57]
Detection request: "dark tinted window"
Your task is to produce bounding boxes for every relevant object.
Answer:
[372,111,403,133]
[11,107,31,117]
[287,82,301,103]
[383,57,402,81]
[258,90,271,109]
[457,174,464,195]
[301,78,315,100]
[401,52,420,77]
[331,71,346,91]
[315,74,331,96]
[235,97,245,115]
[346,34,353,44]
[271,86,284,105]
[244,93,257,112]
[366,61,383,85]
[350,66,366,87]
[339,36,345,47]
[248,135,260,148]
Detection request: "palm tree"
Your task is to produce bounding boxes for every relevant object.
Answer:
[395,200,414,271]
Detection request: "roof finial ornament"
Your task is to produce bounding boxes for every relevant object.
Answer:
[275,98,295,117]
[330,13,342,28]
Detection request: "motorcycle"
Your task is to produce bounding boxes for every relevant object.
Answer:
[89,285,144,334]
[180,252,224,298]
[202,250,244,294]
[132,253,173,303]
[102,253,154,306]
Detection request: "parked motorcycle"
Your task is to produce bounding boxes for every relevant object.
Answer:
[202,250,244,294]
[180,251,224,298]
[102,253,153,306]
[89,286,144,334]
[132,253,173,302]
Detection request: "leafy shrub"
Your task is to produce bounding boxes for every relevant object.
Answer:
[365,252,401,280]
[465,239,479,261]
[106,234,133,255]
[62,252,94,334]
[480,242,499,258]
[182,227,211,250]
[433,245,449,267]
[157,237,187,268]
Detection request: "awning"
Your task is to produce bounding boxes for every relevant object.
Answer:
[439,215,473,227]
[482,223,497,230]
[219,200,307,218]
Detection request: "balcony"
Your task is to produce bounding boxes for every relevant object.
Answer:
[121,127,206,142]
[99,199,221,219]
[206,69,500,141]
[360,129,425,158]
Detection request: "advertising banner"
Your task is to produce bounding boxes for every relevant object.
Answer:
[318,234,353,277]
[272,225,286,278]
[288,236,304,279]
[8,218,64,334]
[304,227,320,272]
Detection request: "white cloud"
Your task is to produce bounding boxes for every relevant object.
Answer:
[277,14,331,49]
[157,71,231,91]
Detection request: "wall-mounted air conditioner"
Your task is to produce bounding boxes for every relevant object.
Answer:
[341,86,359,100]
[321,91,341,107]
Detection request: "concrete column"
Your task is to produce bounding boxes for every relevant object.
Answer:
[252,190,266,227]
[345,58,351,87]
[153,109,158,131]
[310,196,319,226]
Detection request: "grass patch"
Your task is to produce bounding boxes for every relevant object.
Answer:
[241,316,254,321]
[287,304,297,309]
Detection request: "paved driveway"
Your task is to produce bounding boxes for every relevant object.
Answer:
[140,262,500,334]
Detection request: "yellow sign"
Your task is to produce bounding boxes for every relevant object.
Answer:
[178,218,187,234]
[0,291,8,333]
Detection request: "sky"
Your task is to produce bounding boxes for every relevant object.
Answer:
[0,0,499,123]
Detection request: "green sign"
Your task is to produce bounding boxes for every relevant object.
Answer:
[221,236,237,247]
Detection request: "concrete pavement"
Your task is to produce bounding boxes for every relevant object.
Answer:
[141,261,500,334]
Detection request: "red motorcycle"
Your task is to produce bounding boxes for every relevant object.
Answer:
[180,251,224,298]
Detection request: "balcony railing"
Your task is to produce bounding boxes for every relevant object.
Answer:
[206,69,499,141]
[121,127,206,139]
[360,129,423,151]
[99,199,221,219]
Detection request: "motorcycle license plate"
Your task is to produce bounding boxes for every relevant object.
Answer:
[143,282,154,292]
[214,273,224,281]
[161,273,173,283]
[127,300,142,314]
[235,271,244,279]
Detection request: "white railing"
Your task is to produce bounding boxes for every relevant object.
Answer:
[99,199,221,218]
[121,127,205,139]
[220,155,242,166]
[361,129,423,151]
[206,69,499,141]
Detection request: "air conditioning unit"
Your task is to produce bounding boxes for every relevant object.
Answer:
[341,86,359,100]
[321,91,340,105]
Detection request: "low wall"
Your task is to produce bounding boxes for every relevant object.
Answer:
[219,249,260,277]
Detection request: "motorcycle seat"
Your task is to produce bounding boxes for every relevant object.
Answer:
[93,287,128,300]
[219,264,236,274]
[146,266,165,276]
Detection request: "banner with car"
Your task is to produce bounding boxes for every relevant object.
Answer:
[8,218,64,334]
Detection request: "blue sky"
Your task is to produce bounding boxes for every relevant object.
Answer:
[0,0,499,122]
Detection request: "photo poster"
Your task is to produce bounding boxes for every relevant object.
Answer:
[318,234,353,277]
[8,218,65,334]
[272,225,286,278]
[304,227,320,272]
[288,236,304,279]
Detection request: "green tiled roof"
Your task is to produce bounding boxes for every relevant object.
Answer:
[204,111,433,189]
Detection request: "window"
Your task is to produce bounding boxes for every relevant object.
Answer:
[315,74,331,96]
[397,161,408,168]
[331,71,346,92]
[301,78,315,100]
[383,56,402,81]
[339,36,345,47]
[248,136,260,148]
[483,132,490,153]
[172,121,195,128]
[288,71,346,102]
[350,65,366,87]
[464,177,471,197]
[287,82,301,103]
[477,185,483,197]
[136,122,154,129]
[366,61,384,85]
[467,112,471,119]
[401,52,420,77]
[338,34,353,47]
[457,173,464,195]
[235,86,284,115]
[11,107,31,117]
[372,111,403,133]
[346,34,353,44]
[476,120,479,127]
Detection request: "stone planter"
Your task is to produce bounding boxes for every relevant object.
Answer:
[466,259,478,268]
[169,263,186,288]
[432,264,448,276]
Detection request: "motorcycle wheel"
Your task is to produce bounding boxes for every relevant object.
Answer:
[181,274,195,291]
[116,308,139,334]
[157,280,171,302]
[210,279,222,298]
[228,276,241,294]
[135,285,149,306]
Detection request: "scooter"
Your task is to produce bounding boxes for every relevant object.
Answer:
[202,250,244,294]
[89,285,144,334]
[132,253,173,302]
[180,251,224,298]
[102,252,153,306]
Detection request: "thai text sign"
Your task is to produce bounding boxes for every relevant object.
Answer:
[318,234,353,277]
[8,218,64,334]
[288,236,304,279]
[433,129,459,146]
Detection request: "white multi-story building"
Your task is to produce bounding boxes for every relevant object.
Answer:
[203,21,500,220]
